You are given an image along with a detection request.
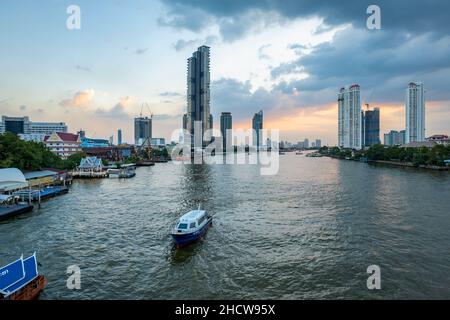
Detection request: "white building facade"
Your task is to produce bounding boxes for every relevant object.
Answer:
[0,116,67,135]
[44,132,82,159]
[405,82,425,143]
[338,85,362,149]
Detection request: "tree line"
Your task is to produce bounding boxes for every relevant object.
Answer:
[320,144,450,167]
[0,132,86,171]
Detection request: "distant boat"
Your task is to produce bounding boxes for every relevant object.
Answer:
[0,253,46,300]
[295,152,303,155]
[107,165,136,178]
[171,205,212,248]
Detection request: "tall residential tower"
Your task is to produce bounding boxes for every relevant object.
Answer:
[220,112,232,151]
[406,82,425,143]
[252,110,263,149]
[338,85,362,149]
[184,46,211,146]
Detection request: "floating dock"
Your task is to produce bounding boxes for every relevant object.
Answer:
[0,204,34,221]
[71,171,109,178]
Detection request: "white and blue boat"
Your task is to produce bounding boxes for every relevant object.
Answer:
[171,206,212,247]
[0,253,46,300]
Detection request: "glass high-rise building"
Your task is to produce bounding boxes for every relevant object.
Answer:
[338,85,362,149]
[252,110,263,149]
[134,117,152,146]
[363,108,380,146]
[185,46,211,146]
[118,129,122,145]
[406,82,425,143]
[220,112,232,151]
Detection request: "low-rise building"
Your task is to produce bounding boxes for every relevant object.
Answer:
[426,134,450,146]
[44,132,81,159]
[1,116,67,135]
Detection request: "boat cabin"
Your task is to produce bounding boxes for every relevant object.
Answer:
[175,210,208,233]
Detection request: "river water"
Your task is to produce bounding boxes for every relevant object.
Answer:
[1,153,449,299]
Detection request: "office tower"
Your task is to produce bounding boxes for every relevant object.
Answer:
[406,82,425,143]
[118,129,122,145]
[252,110,263,149]
[338,85,362,149]
[363,108,380,146]
[186,46,211,145]
[304,138,309,149]
[315,139,322,148]
[220,112,232,150]
[0,116,67,135]
[182,114,188,131]
[134,117,152,146]
[384,130,406,146]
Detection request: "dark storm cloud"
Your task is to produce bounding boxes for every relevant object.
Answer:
[211,78,272,117]
[159,0,450,39]
[273,28,450,103]
[161,0,450,117]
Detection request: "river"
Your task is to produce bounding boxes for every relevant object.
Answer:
[1,153,449,299]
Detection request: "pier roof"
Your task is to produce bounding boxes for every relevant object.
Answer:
[0,168,29,192]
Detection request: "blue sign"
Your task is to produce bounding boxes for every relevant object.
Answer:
[0,257,25,292]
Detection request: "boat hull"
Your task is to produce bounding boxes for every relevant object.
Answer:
[1,275,46,300]
[171,218,212,247]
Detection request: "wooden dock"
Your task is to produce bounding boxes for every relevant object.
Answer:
[70,170,109,178]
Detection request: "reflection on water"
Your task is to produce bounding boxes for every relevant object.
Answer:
[1,154,450,299]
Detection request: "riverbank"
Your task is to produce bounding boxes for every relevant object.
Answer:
[368,159,449,171]
[324,155,449,171]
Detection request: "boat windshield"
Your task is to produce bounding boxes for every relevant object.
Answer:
[178,223,188,230]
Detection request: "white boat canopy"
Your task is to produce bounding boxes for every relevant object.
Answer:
[0,168,29,192]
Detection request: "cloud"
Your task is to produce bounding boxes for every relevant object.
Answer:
[271,27,450,104]
[59,89,95,108]
[135,48,148,55]
[173,39,198,51]
[76,65,92,72]
[258,44,271,60]
[159,0,450,41]
[95,96,134,120]
[160,91,183,97]
[172,35,218,51]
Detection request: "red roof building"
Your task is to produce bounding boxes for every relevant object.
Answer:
[44,132,81,159]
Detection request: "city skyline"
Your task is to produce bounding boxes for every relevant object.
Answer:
[1,1,449,145]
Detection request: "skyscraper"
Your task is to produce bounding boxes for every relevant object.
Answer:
[118,129,122,145]
[252,110,263,149]
[363,107,380,146]
[220,112,232,150]
[406,82,425,143]
[315,139,322,148]
[338,85,362,149]
[384,130,406,146]
[134,117,152,146]
[185,46,211,146]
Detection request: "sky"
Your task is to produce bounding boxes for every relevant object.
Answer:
[0,0,449,145]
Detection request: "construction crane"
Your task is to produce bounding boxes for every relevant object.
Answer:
[136,102,153,160]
